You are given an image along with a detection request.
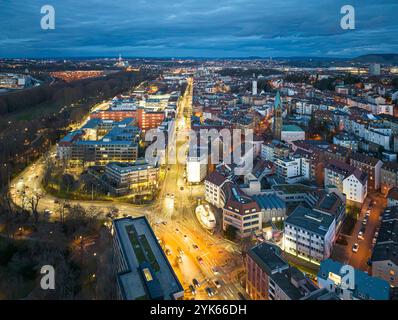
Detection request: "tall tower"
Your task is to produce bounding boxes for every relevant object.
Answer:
[252,80,258,95]
[273,91,283,140]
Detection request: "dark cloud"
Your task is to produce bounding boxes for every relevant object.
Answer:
[0,0,397,57]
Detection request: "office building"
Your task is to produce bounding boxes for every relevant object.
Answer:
[112,216,184,300]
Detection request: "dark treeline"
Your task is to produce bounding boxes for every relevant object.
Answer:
[0,69,158,190]
[0,71,153,115]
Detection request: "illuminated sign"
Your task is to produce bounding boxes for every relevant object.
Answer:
[328,272,342,285]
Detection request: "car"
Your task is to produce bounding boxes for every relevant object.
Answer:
[205,287,215,297]
[365,210,371,217]
[372,237,377,245]
[352,243,359,253]
[374,231,379,238]
[362,217,368,226]
[358,231,365,240]
[192,244,199,250]
[180,187,184,191]
[212,267,220,275]
[189,285,196,295]
[175,228,180,233]
[165,249,172,256]
[213,279,221,288]
[177,255,183,263]
[177,248,184,255]
[162,221,167,225]
[197,256,204,265]
[192,278,200,288]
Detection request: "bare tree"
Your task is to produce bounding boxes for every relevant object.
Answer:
[26,191,44,224]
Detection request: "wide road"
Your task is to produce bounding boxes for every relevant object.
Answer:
[9,78,245,300]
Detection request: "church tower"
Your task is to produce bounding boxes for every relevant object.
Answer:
[273,91,283,140]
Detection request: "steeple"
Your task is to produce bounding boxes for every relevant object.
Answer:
[273,91,283,140]
[274,91,281,110]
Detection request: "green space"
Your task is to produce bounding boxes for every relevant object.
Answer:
[126,226,160,272]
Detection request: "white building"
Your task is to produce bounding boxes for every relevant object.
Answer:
[281,124,306,145]
[186,147,208,183]
[252,80,258,95]
[275,156,310,184]
[324,160,368,204]
[284,206,336,264]
[204,171,229,208]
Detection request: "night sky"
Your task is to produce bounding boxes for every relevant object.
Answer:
[0,0,397,58]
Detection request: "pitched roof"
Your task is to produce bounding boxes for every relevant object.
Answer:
[205,170,229,187]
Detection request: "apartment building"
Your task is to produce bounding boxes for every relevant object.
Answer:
[381,162,398,195]
[350,152,383,191]
[324,160,367,204]
[222,184,261,238]
[274,156,310,184]
[371,206,398,287]
[246,242,319,300]
[204,170,230,208]
[284,206,336,264]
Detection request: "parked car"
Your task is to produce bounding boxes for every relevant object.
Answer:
[192,244,199,250]
[197,256,204,265]
[165,249,172,256]
[177,247,184,256]
[362,217,368,226]
[352,243,359,253]
[192,278,200,288]
[189,285,196,295]
[358,231,365,240]
[205,287,215,297]
[372,237,377,245]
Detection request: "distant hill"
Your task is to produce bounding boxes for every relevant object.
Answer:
[352,54,398,64]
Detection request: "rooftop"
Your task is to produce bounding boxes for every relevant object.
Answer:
[248,242,288,275]
[318,259,390,300]
[113,216,183,300]
[285,206,335,236]
[282,124,304,132]
[252,194,286,210]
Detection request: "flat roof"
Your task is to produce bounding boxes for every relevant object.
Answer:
[285,206,334,236]
[113,216,183,300]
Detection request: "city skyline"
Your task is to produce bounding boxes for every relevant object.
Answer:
[1,0,398,58]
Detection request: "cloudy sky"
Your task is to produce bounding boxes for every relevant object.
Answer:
[0,0,397,58]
